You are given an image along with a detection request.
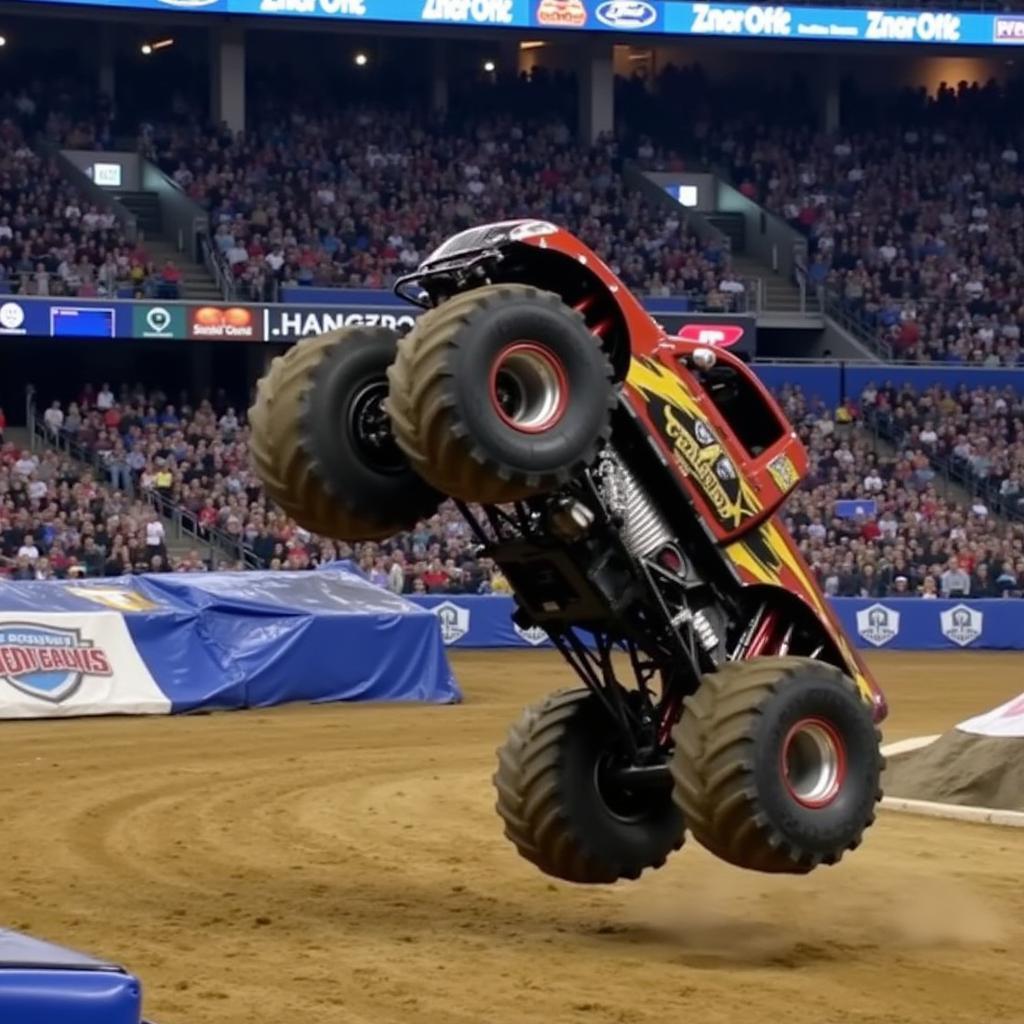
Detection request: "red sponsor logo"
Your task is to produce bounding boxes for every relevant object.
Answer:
[994,16,1024,41]
[0,644,112,678]
[537,0,587,26]
[675,324,745,348]
[188,306,260,341]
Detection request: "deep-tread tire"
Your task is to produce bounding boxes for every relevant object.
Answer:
[249,327,442,542]
[387,284,616,504]
[670,657,883,875]
[494,688,684,884]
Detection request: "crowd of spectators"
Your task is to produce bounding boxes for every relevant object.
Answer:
[0,117,181,300]
[140,71,742,310]
[862,378,1024,523]
[0,443,205,581]
[634,73,1024,364]
[3,377,1024,599]
[777,382,1024,598]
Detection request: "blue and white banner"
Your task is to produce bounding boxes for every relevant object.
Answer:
[410,595,1017,651]
[9,0,1020,48]
[0,569,459,718]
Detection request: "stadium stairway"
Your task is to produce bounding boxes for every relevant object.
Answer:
[25,424,212,567]
[704,211,820,322]
[866,426,983,517]
[112,191,222,302]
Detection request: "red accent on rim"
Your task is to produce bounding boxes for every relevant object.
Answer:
[489,342,569,435]
[781,716,847,809]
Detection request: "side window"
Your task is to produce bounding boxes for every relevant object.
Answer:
[695,364,786,457]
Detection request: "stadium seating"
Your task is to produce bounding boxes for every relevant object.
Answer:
[635,73,1024,363]
[0,122,181,300]
[140,80,741,309]
[10,379,1022,599]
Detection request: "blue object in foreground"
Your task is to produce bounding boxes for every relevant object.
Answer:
[0,929,144,1024]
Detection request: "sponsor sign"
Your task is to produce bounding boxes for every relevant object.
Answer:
[0,301,26,335]
[422,0,516,23]
[259,0,365,11]
[188,305,262,341]
[536,0,586,26]
[432,601,471,645]
[856,603,899,648]
[133,304,186,339]
[513,621,550,646]
[264,306,418,341]
[0,0,1008,48]
[0,623,111,702]
[596,1,658,29]
[994,15,1024,43]
[674,323,745,349]
[0,612,169,718]
[940,603,983,648]
[657,315,755,355]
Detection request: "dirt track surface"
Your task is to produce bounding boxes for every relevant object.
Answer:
[1,651,1023,1024]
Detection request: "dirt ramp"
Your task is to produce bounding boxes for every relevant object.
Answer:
[885,692,1024,812]
[885,731,1024,811]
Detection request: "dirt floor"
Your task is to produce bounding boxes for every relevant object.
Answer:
[1,651,1023,1024]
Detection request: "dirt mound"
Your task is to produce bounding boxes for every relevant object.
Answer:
[885,729,1024,811]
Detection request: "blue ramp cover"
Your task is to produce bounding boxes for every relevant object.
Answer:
[0,568,459,717]
[0,929,142,1024]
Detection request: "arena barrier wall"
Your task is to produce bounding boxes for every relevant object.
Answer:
[0,928,144,1024]
[0,569,459,719]
[751,362,1024,411]
[410,595,1010,652]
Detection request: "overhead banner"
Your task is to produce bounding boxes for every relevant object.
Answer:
[8,0,1017,47]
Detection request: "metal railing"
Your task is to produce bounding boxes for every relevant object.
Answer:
[200,235,234,301]
[824,290,894,360]
[863,405,1023,520]
[26,387,259,571]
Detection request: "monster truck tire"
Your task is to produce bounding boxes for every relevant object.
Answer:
[494,688,684,884]
[670,657,883,875]
[248,326,442,542]
[387,284,615,504]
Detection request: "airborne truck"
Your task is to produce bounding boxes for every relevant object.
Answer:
[249,220,887,883]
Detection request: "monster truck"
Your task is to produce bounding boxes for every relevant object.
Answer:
[249,220,888,883]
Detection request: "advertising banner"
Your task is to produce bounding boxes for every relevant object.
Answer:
[0,611,169,718]
[8,0,1021,48]
[0,294,757,350]
[262,304,419,340]
[409,595,1024,651]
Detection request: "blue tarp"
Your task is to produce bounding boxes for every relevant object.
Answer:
[0,929,142,1024]
[0,569,459,717]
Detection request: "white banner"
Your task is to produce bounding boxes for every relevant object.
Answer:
[957,693,1024,738]
[0,612,169,719]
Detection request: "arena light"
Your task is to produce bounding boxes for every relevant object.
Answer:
[520,40,545,50]
[354,52,368,67]
[0,36,7,48]
[141,38,174,55]
[483,60,496,73]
